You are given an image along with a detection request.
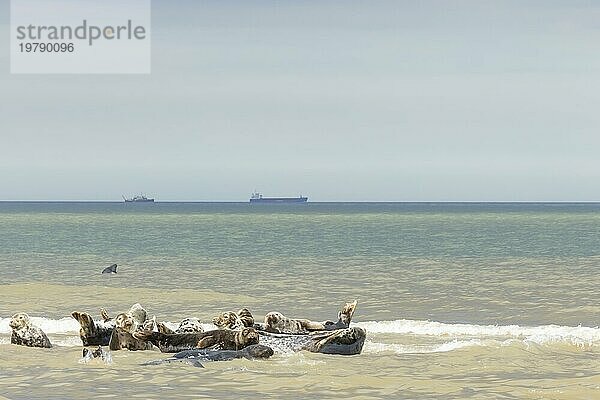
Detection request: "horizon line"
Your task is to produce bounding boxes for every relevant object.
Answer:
[1,200,600,204]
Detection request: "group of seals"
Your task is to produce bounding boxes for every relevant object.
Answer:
[109,304,155,351]
[134,327,260,353]
[211,300,358,334]
[8,313,52,348]
[131,300,365,364]
[8,300,366,367]
[71,303,204,351]
[262,300,357,334]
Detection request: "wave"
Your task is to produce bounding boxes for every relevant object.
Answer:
[0,316,80,335]
[1,316,598,350]
[354,319,600,347]
[363,338,484,354]
[0,317,218,335]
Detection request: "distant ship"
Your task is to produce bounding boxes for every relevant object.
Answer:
[249,192,308,204]
[123,194,155,203]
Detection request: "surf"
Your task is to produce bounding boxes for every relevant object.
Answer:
[2,316,599,351]
[354,319,600,347]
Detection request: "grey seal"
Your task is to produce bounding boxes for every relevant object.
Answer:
[134,327,260,353]
[108,305,154,351]
[71,310,115,346]
[9,313,52,348]
[260,300,358,334]
[142,344,274,368]
[259,327,366,355]
[72,303,149,348]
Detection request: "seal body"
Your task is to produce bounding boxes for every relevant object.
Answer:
[212,312,244,330]
[213,308,256,330]
[109,327,154,351]
[157,321,176,334]
[175,318,204,333]
[237,308,255,327]
[258,327,366,355]
[135,327,260,353]
[72,303,149,348]
[109,311,154,351]
[71,311,115,346]
[9,313,52,348]
[303,327,366,355]
[126,303,147,327]
[263,312,319,334]
[173,344,274,361]
[262,300,358,334]
[142,344,274,367]
[155,318,204,334]
[256,301,365,355]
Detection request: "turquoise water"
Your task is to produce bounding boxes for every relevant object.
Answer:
[0,202,599,325]
[1,202,600,399]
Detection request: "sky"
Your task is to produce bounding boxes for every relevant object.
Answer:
[1,0,600,201]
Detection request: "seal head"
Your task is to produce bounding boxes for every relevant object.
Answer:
[213,312,244,330]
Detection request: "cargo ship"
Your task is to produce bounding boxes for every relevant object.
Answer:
[123,194,155,203]
[249,192,308,204]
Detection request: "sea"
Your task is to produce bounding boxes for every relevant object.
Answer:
[0,202,599,399]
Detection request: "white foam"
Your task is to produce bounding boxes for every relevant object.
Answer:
[161,322,216,332]
[202,323,218,331]
[277,351,326,365]
[2,316,599,350]
[0,317,215,335]
[364,339,483,354]
[0,316,217,348]
[354,320,600,347]
[51,335,87,347]
[0,316,80,334]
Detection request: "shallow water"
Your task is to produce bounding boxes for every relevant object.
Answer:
[0,202,599,399]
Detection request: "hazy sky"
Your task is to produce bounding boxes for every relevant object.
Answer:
[1,0,600,201]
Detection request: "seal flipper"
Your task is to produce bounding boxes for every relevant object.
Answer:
[321,300,358,330]
[299,319,328,331]
[133,330,162,345]
[108,329,121,351]
[196,336,218,349]
[157,322,175,334]
[72,311,113,346]
[339,300,358,326]
[110,328,153,351]
[100,308,111,322]
[303,327,366,355]
[72,312,96,336]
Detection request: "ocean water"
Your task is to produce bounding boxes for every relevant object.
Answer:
[0,202,599,399]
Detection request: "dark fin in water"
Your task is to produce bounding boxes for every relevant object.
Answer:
[102,264,117,274]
